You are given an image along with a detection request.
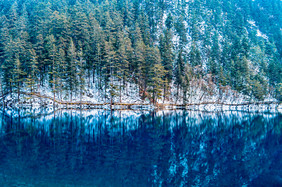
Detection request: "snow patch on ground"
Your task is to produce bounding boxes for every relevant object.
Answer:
[247,20,256,27]
[256,29,268,40]
[247,20,268,40]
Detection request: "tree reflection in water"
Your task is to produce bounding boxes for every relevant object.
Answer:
[0,109,281,186]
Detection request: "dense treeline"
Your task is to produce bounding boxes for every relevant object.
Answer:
[0,0,281,103]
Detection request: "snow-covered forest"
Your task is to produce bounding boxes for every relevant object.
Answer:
[0,0,281,106]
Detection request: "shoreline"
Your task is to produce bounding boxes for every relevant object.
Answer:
[1,106,281,121]
[1,92,280,112]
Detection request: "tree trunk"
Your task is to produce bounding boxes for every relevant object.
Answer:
[163,85,166,103]
[88,69,91,88]
[31,86,33,108]
[110,96,113,110]
[80,87,82,109]
[93,69,95,84]
[119,80,122,103]
[0,80,4,107]
[53,82,55,108]
[153,89,155,105]
[18,82,20,104]
[176,84,179,104]
[53,92,55,108]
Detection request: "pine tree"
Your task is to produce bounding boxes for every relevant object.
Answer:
[189,42,202,69]
[58,48,67,98]
[116,31,128,82]
[88,13,102,85]
[13,55,26,101]
[116,30,132,101]
[134,38,146,91]
[131,24,143,74]
[165,13,173,30]
[207,32,220,81]
[67,38,78,102]
[190,10,200,41]
[218,66,227,86]
[221,40,231,73]
[182,63,192,105]
[211,32,220,64]
[0,15,10,62]
[77,49,85,105]
[103,38,118,86]
[35,34,46,85]
[25,49,39,93]
[147,47,166,104]
[46,34,59,105]
[241,36,250,58]
[174,50,185,98]
[123,1,134,27]
[159,29,174,99]
[7,0,18,39]
[276,83,282,101]
[1,36,15,93]
[208,58,218,76]
[175,16,187,47]
[251,78,266,101]
[123,27,134,76]
[70,4,90,49]
[138,12,151,45]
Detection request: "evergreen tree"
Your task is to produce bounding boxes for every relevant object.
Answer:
[77,49,85,105]
[67,38,78,102]
[58,48,67,99]
[123,28,134,76]
[189,42,202,68]
[134,37,146,91]
[46,34,59,104]
[1,37,15,92]
[175,16,187,47]
[25,49,39,93]
[13,55,26,101]
[174,49,185,98]
[165,13,173,30]
[138,12,151,45]
[190,10,200,41]
[218,66,227,86]
[159,29,174,98]
[147,47,166,104]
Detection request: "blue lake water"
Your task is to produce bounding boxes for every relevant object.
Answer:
[0,109,281,186]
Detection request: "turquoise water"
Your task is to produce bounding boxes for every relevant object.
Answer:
[0,109,281,186]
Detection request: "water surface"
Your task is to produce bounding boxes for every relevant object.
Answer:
[0,109,281,186]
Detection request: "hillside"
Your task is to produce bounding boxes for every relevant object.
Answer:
[0,0,281,106]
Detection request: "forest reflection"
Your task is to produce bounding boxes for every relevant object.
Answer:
[0,109,281,186]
